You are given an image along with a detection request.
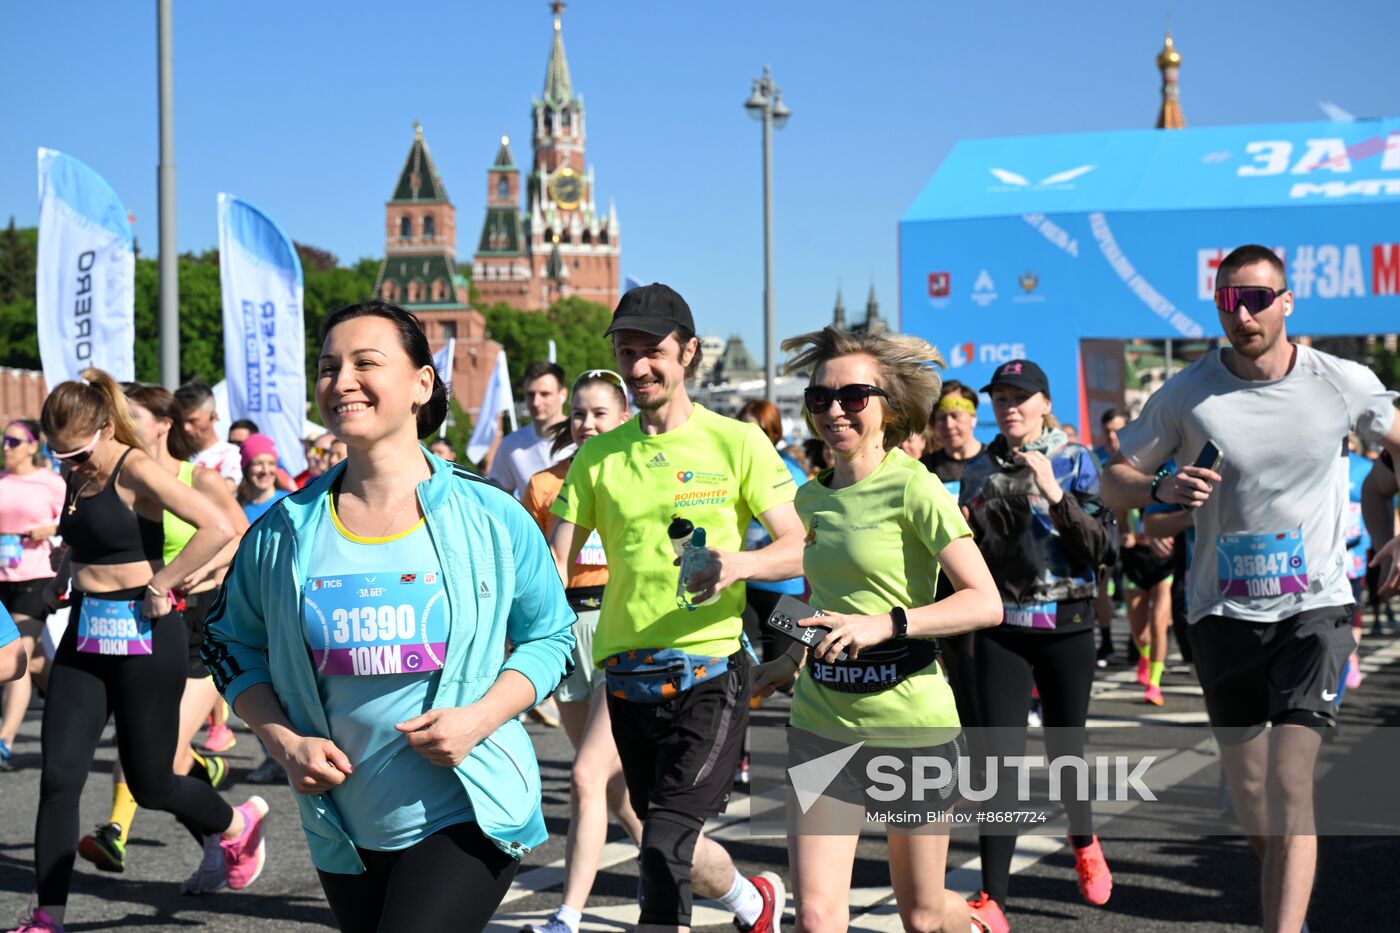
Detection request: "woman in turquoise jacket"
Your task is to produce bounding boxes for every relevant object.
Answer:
[203,300,575,932]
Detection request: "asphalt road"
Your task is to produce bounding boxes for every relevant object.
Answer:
[2,613,1397,932]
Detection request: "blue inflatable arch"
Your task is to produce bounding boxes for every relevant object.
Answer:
[898,118,1400,435]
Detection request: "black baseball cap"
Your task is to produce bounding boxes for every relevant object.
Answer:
[980,359,1051,396]
[604,283,695,338]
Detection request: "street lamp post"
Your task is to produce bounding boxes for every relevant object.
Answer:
[745,66,790,403]
[157,0,179,389]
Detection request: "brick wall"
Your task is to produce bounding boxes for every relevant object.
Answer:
[0,369,47,423]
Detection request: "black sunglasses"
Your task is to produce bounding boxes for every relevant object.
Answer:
[1215,285,1287,315]
[3,436,28,449]
[803,384,892,414]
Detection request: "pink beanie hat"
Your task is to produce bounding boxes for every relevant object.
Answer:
[239,433,278,471]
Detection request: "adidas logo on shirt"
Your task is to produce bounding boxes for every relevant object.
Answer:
[647,453,669,467]
[479,581,492,599]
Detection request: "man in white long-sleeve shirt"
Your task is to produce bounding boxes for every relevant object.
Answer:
[488,360,574,499]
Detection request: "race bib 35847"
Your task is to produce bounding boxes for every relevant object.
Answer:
[1217,530,1308,599]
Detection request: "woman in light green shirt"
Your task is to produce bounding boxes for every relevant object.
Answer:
[753,326,1001,933]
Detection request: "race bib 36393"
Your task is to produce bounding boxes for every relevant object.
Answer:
[303,572,448,676]
[77,596,153,656]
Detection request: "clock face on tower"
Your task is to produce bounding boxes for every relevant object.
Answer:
[549,168,583,210]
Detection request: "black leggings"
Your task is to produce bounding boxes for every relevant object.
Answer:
[317,821,519,933]
[35,591,234,906]
[973,624,1097,907]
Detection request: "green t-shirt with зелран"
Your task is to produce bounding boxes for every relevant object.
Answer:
[551,405,797,666]
[791,449,971,742]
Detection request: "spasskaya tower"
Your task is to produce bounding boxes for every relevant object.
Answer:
[473,2,620,311]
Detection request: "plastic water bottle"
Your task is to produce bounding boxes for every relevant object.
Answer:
[676,527,713,611]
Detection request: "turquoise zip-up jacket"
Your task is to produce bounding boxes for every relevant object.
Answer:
[202,451,575,872]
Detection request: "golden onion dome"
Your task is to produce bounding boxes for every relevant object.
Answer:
[1157,33,1182,69]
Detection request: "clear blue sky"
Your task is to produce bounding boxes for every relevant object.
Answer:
[3,1,1398,357]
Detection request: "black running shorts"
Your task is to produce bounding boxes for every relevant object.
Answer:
[608,659,748,822]
[1122,545,1174,591]
[0,578,52,623]
[1191,606,1354,744]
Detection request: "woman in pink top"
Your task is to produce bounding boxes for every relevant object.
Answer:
[0,419,67,770]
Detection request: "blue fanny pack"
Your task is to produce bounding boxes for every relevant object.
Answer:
[603,647,735,703]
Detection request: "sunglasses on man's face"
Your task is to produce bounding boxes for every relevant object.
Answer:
[803,383,892,415]
[1215,285,1287,315]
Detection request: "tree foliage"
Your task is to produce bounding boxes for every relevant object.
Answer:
[482,295,617,391]
[0,223,377,401]
[0,220,39,368]
[0,222,623,432]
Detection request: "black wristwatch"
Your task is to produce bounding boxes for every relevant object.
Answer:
[891,606,910,640]
[1150,470,1171,504]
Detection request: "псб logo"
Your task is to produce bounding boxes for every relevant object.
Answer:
[954,343,1027,367]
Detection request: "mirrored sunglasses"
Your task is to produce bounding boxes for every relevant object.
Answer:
[1215,285,1286,315]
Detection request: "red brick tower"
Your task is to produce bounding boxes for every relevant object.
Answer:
[473,2,620,311]
[374,123,501,416]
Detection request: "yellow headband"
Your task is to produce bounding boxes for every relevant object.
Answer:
[937,396,977,415]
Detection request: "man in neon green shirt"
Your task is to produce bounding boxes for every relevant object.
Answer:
[550,284,803,933]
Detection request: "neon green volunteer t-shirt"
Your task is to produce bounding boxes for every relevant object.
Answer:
[790,449,971,736]
[551,404,797,665]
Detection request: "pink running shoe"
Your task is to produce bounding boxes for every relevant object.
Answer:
[1135,655,1150,686]
[6,910,63,933]
[203,723,237,753]
[1346,656,1362,689]
[966,891,1009,933]
[1143,684,1164,706]
[221,796,269,890]
[1071,836,1112,906]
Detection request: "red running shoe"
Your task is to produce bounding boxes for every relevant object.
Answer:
[735,871,785,932]
[1071,836,1112,906]
[967,891,1009,933]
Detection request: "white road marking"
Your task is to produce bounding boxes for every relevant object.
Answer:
[504,638,1397,930]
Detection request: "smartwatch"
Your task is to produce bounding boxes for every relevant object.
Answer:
[891,606,909,640]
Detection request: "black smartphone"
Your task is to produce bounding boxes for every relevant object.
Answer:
[764,594,847,662]
[1192,440,1224,473]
